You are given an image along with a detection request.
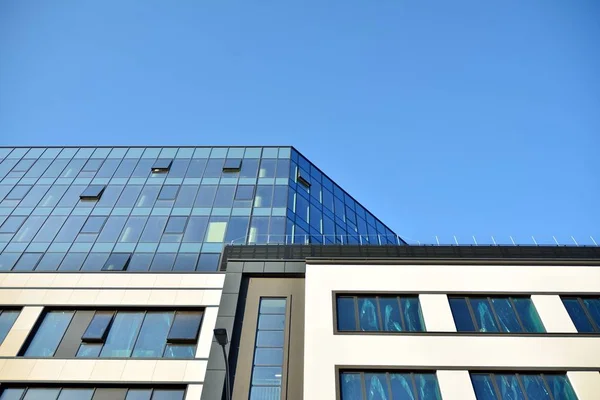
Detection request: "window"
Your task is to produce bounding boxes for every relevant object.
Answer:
[151,159,172,173]
[158,185,179,200]
[449,296,545,333]
[471,372,578,400]
[0,309,20,345]
[340,371,441,400]
[562,297,600,333]
[102,253,131,271]
[297,170,311,187]
[23,309,203,359]
[249,298,287,399]
[223,158,242,172]
[336,295,425,332]
[79,185,105,200]
[0,387,185,400]
[235,185,255,200]
[81,216,107,234]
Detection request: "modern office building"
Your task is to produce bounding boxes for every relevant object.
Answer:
[0,146,599,400]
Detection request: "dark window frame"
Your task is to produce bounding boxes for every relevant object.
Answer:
[470,372,575,400]
[449,295,545,334]
[297,170,311,187]
[561,296,600,333]
[101,253,131,271]
[79,185,106,201]
[81,311,115,343]
[334,294,425,333]
[166,311,203,344]
[222,158,243,172]
[151,159,173,173]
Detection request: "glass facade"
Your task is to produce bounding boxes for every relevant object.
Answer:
[471,373,578,400]
[0,147,403,272]
[0,387,186,400]
[340,371,442,400]
[336,295,425,332]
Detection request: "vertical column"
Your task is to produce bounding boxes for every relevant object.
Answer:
[419,294,456,332]
[0,306,43,356]
[437,370,477,400]
[567,371,600,400]
[531,295,577,333]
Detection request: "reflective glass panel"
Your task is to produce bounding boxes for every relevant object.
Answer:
[24,311,74,356]
[99,312,144,357]
[336,297,356,331]
[132,312,174,357]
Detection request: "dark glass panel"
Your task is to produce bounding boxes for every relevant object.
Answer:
[272,185,287,208]
[196,253,220,271]
[544,375,578,400]
[203,159,224,177]
[35,253,65,271]
[379,297,402,332]
[513,298,545,333]
[471,374,499,400]
[471,298,499,332]
[358,297,380,331]
[521,375,551,400]
[58,252,87,271]
[240,159,259,178]
[340,373,363,400]
[494,374,525,400]
[173,253,198,272]
[12,253,43,271]
[583,298,600,328]
[364,373,389,400]
[185,159,207,178]
[336,297,357,331]
[102,253,131,271]
[127,253,154,272]
[82,311,114,342]
[491,298,522,333]
[0,310,20,344]
[194,185,216,207]
[275,159,290,178]
[224,217,249,244]
[415,373,442,400]
[235,185,255,200]
[164,217,187,234]
[158,186,179,200]
[167,312,202,342]
[450,297,476,332]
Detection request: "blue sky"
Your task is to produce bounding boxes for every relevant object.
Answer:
[1,0,598,245]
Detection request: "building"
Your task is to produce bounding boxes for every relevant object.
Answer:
[0,146,599,400]
[0,146,401,399]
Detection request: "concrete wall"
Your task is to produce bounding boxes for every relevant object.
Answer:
[304,263,600,400]
[0,272,224,400]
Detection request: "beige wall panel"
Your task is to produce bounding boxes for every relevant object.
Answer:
[28,359,67,380]
[0,359,37,380]
[0,289,20,305]
[437,370,476,400]
[89,360,127,381]
[152,360,188,382]
[532,295,578,333]
[58,360,98,381]
[185,384,203,400]
[419,294,456,332]
[201,290,222,306]
[567,371,600,400]
[121,289,152,305]
[0,306,42,356]
[196,307,218,358]
[121,360,158,381]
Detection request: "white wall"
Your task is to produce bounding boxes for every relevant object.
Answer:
[304,263,600,400]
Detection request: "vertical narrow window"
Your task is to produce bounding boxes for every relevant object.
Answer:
[24,311,74,357]
[0,309,20,345]
[562,297,600,333]
[249,298,287,400]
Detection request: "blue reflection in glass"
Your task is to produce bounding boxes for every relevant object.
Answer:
[340,373,363,400]
[471,374,498,400]
[450,298,476,332]
[365,373,388,400]
[337,297,357,331]
[521,375,551,400]
[495,374,525,400]
[545,375,578,400]
[358,297,379,331]
[403,297,425,332]
[379,298,402,332]
[472,298,499,332]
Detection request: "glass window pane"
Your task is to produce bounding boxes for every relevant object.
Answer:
[252,367,282,386]
[0,388,25,400]
[415,373,442,400]
[450,298,476,332]
[494,374,525,400]
[521,375,551,400]
[224,216,249,244]
[164,217,187,234]
[253,348,283,366]
[132,312,174,357]
[25,311,74,356]
[38,186,68,208]
[125,389,152,400]
[57,389,94,400]
[82,311,114,342]
[174,185,198,208]
[97,216,127,243]
[58,252,87,271]
[491,298,522,333]
[260,299,287,314]
[544,375,578,400]
[32,216,66,243]
[140,217,167,243]
[340,373,363,400]
[173,253,198,272]
[183,217,208,243]
[116,186,143,208]
[22,388,61,400]
[379,297,402,332]
[196,253,220,271]
[364,373,389,400]
[203,159,224,177]
[57,185,86,207]
[100,312,145,357]
[167,312,202,342]
[81,216,107,234]
[0,310,20,344]
[0,216,26,233]
[167,159,190,178]
[35,253,65,271]
[42,159,69,178]
[358,297,380,331]
[213,186,235,208]
[113,159,138,178]
[151,390,184,400]
[583,298,600,328]
[136,186,160,207]
[259,159,276,178]
[79,253,109,272]
[118,217,147,243]
[149,253,176,272]
[471,298,499,333]
[132,159,154,178]
[258,315,285,331]
[0,254,19,271]
[6,185,32,200]
[256,331,284,348]
[13,216,47,242]
[76,343,102,358]
[390,373,415,400]
[194,185,216,207]
[12,253,43,271]
[185,159,207,178]
[513,298,545,333]
[54,216,86,243]
[206,221,227,242]
[95,159,120,178]
[128,253,154,272]
[337,297,357,331]
[254,186,273,208]
[235,186,255,200]
[158,185,179,200]
[471,374,499,400]
[163,344,195,358]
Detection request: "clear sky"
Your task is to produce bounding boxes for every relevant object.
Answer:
[1,0,598,245]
